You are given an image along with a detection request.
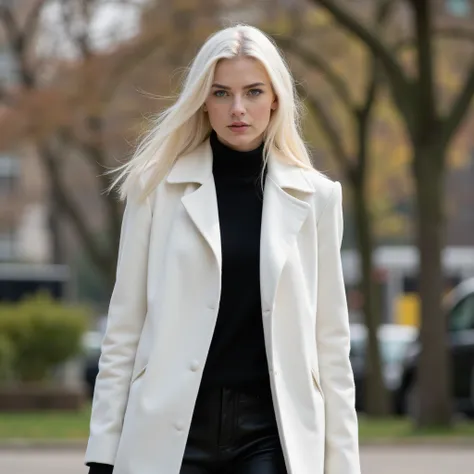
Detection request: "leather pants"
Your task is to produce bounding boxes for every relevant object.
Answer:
[180,385,287,474]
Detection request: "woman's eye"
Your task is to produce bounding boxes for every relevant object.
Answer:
[213,90,228,97]
[248,89,263,96]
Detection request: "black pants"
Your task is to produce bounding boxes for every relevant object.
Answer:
[180,385,287,474]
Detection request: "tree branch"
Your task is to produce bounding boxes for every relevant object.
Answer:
[353,56,379,181]
[412,0,437,125]
[394,27,474,52]
[56,124,123,251]
[312,0,412,118]
[59,0,93,59]
[0,5,21,48]
[278,37,356,111]
[38,141,114,272]
[101,30,165,105]
[353,0,390,183]
[24,0,49,38]
[0,4,37,87]
[361,0,392,119]
[296,83,352,174]
[375,0,398,22]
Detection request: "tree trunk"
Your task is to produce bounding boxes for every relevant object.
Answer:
[353,183,390,416]
[48,201,63,265]
[38,143,118,291]
[413,146,452,427]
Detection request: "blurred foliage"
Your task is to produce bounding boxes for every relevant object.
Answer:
[0,334,15,383]
[0,293,90,383]
[0,0,472,273]
[276,5,474,244]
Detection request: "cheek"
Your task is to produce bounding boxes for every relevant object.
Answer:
[206,103,225,124]
[252,101,274,122]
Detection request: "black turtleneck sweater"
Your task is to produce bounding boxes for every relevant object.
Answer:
[88,131,270,474]
[199,130,270,391]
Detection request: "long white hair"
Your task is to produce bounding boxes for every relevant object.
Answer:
[110,24,313,201]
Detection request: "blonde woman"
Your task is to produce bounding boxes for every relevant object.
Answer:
[85,24,360,474]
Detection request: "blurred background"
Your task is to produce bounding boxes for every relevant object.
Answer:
[0,1,474,472]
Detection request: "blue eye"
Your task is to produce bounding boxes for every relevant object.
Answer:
[213,90,228,97]
[248,89,263,96]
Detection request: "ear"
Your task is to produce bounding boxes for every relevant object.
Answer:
[203,104,208,112]
[271,96,278,111]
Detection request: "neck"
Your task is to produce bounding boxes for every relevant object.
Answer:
[215,134,264,152]
[210,130,265,179]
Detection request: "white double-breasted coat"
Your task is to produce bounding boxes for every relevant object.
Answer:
[85,138,360,474]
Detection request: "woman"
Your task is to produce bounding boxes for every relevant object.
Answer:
[85,24,360,474]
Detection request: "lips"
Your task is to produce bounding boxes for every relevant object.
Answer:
[229,122,249,128]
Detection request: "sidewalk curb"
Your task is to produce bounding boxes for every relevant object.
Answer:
[1,438,474,451]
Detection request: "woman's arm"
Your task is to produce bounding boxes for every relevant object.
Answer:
[316,181,361,474]
[84,180,152,466]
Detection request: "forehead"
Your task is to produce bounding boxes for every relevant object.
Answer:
[213,57,271,87]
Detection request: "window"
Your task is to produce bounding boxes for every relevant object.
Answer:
[0,231,16,261]
[0,154,20,194]
[0,50,17,86]
[446,0,471,17]
[449,294,474,332]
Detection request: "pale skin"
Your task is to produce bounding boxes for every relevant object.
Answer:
[204,56,278,152]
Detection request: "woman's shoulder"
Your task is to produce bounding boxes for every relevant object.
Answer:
[301,166,341,204]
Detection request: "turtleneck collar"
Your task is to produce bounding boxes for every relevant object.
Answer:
[210,130,265,179]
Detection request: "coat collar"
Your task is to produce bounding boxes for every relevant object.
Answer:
[166,138,315,194]
[167,137,315,319]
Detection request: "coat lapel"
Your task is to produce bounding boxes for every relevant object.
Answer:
[166,140,222,269]
[166,138,316,314]
[260,157,315,314]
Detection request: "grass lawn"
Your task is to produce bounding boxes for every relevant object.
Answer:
[0,404,92,440]
[0,405,473,441]
[358,416,474,440]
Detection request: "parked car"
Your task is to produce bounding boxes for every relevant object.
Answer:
[397,278,474,417]
[349,323,419,413]
[81,316,107,397]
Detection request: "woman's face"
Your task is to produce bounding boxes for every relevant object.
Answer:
[204,57,278,152]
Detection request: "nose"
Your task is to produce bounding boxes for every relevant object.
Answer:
[230,95,246,117]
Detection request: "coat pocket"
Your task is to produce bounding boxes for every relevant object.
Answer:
[311,367,325,401]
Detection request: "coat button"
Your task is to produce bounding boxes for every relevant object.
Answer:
[175,421,184,431]
[190,360,200,372]
[263,309,271,317]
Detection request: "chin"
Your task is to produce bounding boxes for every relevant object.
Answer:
[221,130,262,151]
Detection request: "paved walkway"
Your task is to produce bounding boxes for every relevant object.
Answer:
[0,445,473,473]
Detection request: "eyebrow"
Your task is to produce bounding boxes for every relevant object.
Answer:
[211,82,266,90]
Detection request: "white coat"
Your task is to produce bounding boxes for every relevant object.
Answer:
[85,138,360,474]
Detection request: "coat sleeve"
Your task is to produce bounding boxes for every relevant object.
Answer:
[85,181,152,466]
[315,181,361,474]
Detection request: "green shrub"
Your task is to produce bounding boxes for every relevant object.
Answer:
[0,334,15,382]
[0,293,90,382]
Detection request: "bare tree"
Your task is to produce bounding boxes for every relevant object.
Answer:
[275,0,397,416]
[311,0,474,427]
[0,0,177,288]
